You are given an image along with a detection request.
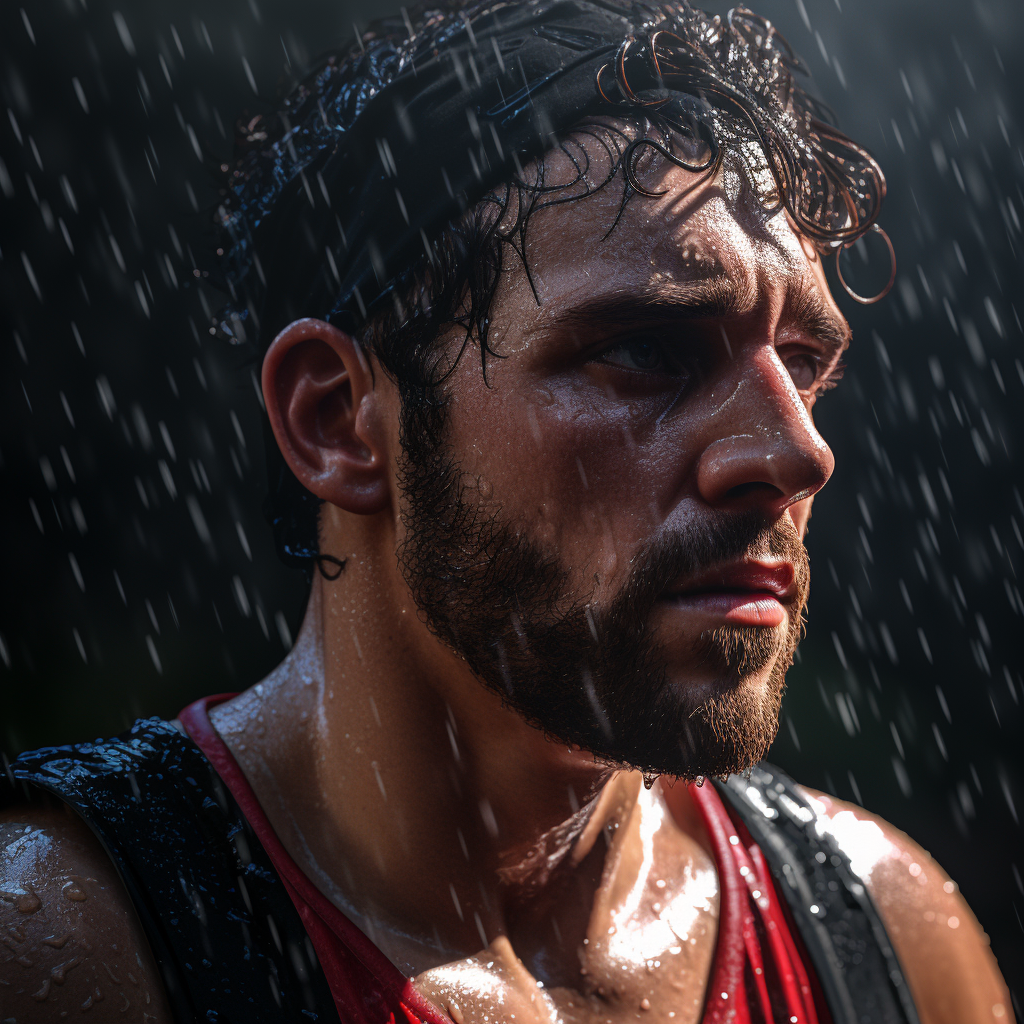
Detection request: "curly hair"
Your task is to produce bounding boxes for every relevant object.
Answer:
[210,0,886,574]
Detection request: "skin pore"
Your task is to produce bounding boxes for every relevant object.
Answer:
[1,140,1010,1023]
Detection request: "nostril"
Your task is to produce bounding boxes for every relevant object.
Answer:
[725,481,783,502]
[697,431,832,513]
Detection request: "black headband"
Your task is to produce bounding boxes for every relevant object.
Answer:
[218,0,884,342]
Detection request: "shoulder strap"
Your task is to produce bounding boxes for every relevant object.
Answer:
[4,718,341,1024]
[714,764,920,1024]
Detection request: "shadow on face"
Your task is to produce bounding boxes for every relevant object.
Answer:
[393,137,849,778]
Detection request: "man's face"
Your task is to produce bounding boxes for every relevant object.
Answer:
[396,144,847,780]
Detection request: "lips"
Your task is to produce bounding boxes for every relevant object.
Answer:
[659,560,796,628]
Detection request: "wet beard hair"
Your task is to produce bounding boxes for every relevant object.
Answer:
[396,406,810,780]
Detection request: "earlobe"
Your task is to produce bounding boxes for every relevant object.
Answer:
[262,318,390,515]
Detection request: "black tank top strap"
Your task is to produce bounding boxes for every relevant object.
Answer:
[3,717,340,1024]
[714,763,921,1024]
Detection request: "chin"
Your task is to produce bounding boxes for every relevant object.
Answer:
[663,663,775,703]
[627,646,789,779]
[658,623,784,686]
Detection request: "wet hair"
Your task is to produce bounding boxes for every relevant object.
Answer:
[211,0,885,573]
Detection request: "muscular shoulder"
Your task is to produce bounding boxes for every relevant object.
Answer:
[0,800,173,1023]
[799,787,1013,1024]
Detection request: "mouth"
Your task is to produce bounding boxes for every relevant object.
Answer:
[658,560,796,629]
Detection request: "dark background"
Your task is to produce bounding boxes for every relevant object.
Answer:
[1,0,1021,1003]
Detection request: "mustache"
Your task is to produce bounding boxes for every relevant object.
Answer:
[595,510,811,641]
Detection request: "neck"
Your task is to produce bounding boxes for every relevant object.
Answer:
[210,555,632,974]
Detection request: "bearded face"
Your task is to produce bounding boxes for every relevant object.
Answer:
[392,144,838,781]
[397,410,809,781]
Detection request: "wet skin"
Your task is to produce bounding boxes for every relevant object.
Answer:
[1,150,1012,1021]
[0,803,171,1022]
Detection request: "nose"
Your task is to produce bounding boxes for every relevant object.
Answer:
[694,351,834,518]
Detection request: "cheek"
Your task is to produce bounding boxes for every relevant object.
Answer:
[467,380,695,556]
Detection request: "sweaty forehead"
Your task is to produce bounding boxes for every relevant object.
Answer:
[507,149,826,324]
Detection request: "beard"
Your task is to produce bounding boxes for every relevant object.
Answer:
[395,404,810,781]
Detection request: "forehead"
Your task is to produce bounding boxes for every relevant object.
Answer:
[495,143,844,335]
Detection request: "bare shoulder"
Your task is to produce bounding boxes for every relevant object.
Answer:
[798,786,1013,1024]
[0,800,173,1023]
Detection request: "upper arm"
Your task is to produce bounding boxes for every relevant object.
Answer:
[800,788,1013,1024]
[0,800,173,1023]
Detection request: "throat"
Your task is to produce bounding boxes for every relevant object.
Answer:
[412,781,720,1024]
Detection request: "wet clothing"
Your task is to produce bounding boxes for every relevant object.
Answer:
[5,697,919,1024]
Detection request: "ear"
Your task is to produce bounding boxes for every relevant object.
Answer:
[262,318,389,515]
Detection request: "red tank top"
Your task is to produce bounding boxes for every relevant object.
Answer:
[180,696,822,1024]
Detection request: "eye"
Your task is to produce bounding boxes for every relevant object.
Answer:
[783,352,821,391]
[598,337,680,374]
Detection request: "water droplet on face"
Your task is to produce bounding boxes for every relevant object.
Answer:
[62,880,87,902]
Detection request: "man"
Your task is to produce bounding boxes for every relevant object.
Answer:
[0,1,1012,1022]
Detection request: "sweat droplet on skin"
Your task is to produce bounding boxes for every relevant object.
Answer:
[525,403,544,445]
[62,878,88,902]
[15,892,42,913]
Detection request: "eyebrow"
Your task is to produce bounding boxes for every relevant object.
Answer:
[542,276,745,335]
[537,274,852,358]
[783,282,852,359]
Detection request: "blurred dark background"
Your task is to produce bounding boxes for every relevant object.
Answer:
[1,0,1021,1002]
